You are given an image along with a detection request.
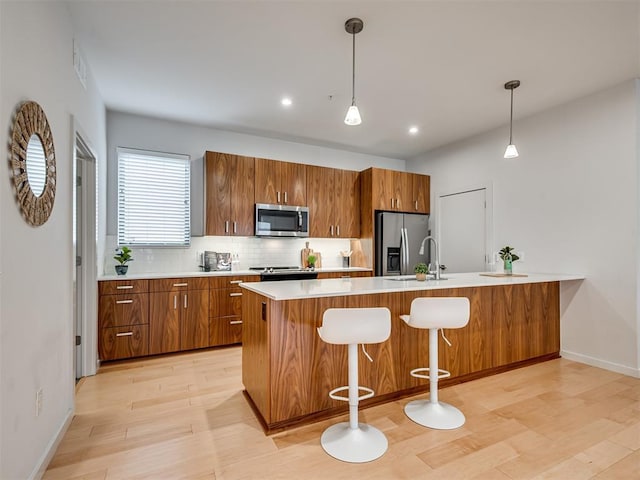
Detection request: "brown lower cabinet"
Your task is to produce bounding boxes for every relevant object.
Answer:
[98,274,259,361]
[149,277,209,355]
[209,275,260,347]
[98,279,150,361]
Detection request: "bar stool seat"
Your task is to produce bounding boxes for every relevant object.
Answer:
[401,297,470,429]
[317,307,391,463]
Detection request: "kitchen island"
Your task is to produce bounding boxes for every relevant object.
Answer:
[240,273,584,433]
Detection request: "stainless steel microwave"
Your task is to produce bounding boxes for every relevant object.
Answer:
[255,203,309,237]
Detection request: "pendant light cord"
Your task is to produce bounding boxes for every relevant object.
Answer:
[509,88,514,144]
[351,31,356,106]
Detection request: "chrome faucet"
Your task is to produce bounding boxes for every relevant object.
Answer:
[419,236,441,280]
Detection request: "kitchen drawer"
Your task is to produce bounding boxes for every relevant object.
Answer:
[149,277,209,292]
[210,288,242,318]
[210,316,242,346]
[99,293,149,328]
[99,325,149,361]
[99,279,148,295]
[209,275,259,290]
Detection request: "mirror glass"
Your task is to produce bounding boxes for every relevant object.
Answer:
[26,133,46,197]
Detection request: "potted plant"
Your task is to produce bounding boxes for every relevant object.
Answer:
[114,246,133,275]
[498,246,520,275]
[414,262,428,281]
[307,254,317,270]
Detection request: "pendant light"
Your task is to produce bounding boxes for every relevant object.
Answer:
[344,18,363,126]
[504,80,521,158]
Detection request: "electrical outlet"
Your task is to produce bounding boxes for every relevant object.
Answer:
[35,388,43,417]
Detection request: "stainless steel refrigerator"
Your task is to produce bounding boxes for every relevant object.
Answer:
[375,212,430,276]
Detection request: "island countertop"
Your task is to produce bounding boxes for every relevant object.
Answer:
[240,272,585,300]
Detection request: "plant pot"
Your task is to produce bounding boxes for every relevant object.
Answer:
[115,265,128,275]
[503,258,513,275]
[415,273,427,281]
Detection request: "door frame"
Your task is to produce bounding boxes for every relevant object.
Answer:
[434,181,494,271]
[72,118,98,378]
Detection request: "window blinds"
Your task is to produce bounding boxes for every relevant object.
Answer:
[117,148,190,247]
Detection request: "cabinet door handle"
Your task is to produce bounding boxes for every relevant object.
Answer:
[174,295,177,309]
[336,225,340,237]
[173,283,188,287]
[277,191,281,203]
[229,280,243,284]
[184,294,188,309]
[284,191,288,204]
[229,320,242,325]
[229,292,243,297]
[116,332,133,337]
[116,299,133,304]
[116,285,134,290]
[415,200,418,210]
[225,220,229,233]
[330,225,334,236]
[233,221,237,234]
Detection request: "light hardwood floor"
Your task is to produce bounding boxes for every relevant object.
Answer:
[44,347,639,479]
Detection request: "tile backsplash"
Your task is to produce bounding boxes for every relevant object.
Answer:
[104,235,352,275]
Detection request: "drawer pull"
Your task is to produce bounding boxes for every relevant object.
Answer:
[173,283,188,287]
[116,299,134,304]
[229,292,243,297]
[116,285,134,290]
[229,280,243,284]
[116,332,133,337]
[229,320,242,325]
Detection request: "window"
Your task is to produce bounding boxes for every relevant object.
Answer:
[117,148,190,247]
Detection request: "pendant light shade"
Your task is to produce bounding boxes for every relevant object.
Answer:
[344,18,363,126]
[504,80,521,158]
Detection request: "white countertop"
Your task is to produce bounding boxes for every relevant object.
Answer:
[239,272,585,300]
[97,267,372,281]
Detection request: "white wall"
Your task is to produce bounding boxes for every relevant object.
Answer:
[407,80,639,377]
[0,2,106,479]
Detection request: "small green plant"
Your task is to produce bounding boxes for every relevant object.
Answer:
[307,254,317,267]
[414,262,428,274]
[498,246,520,262]
[114,246,133,265]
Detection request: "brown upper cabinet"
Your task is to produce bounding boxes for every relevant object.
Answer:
[255,158,306,206]
[365,167,430,214]
[205,151,255,236]
[307,165,360,238]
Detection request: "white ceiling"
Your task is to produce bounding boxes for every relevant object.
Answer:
[67,1,639,160]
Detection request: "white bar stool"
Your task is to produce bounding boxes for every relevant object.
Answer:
[317,307,391,463]
[400,297,470,430]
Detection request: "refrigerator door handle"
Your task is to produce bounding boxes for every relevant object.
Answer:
[400,227,408,274]
[403,228,410,274]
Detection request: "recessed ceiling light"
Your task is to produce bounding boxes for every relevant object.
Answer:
[281,97,293,107]
[409,126,419,135]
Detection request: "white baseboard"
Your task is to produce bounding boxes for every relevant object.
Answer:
[561,349,640,378]
[28,408,74,480]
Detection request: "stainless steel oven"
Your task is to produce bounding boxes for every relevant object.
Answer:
[255,203,309,237]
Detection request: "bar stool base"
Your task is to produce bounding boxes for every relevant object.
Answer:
[320,422,388,463]
[405,400,466,430]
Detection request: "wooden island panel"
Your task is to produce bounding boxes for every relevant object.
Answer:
[242,282,561,432]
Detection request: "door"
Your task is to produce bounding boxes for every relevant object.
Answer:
[73,129,97,379]
[403,213,430,274]
[439,188,487,273]
[376,212,403,276]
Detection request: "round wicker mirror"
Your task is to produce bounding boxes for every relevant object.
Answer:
[9,101,56,226]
